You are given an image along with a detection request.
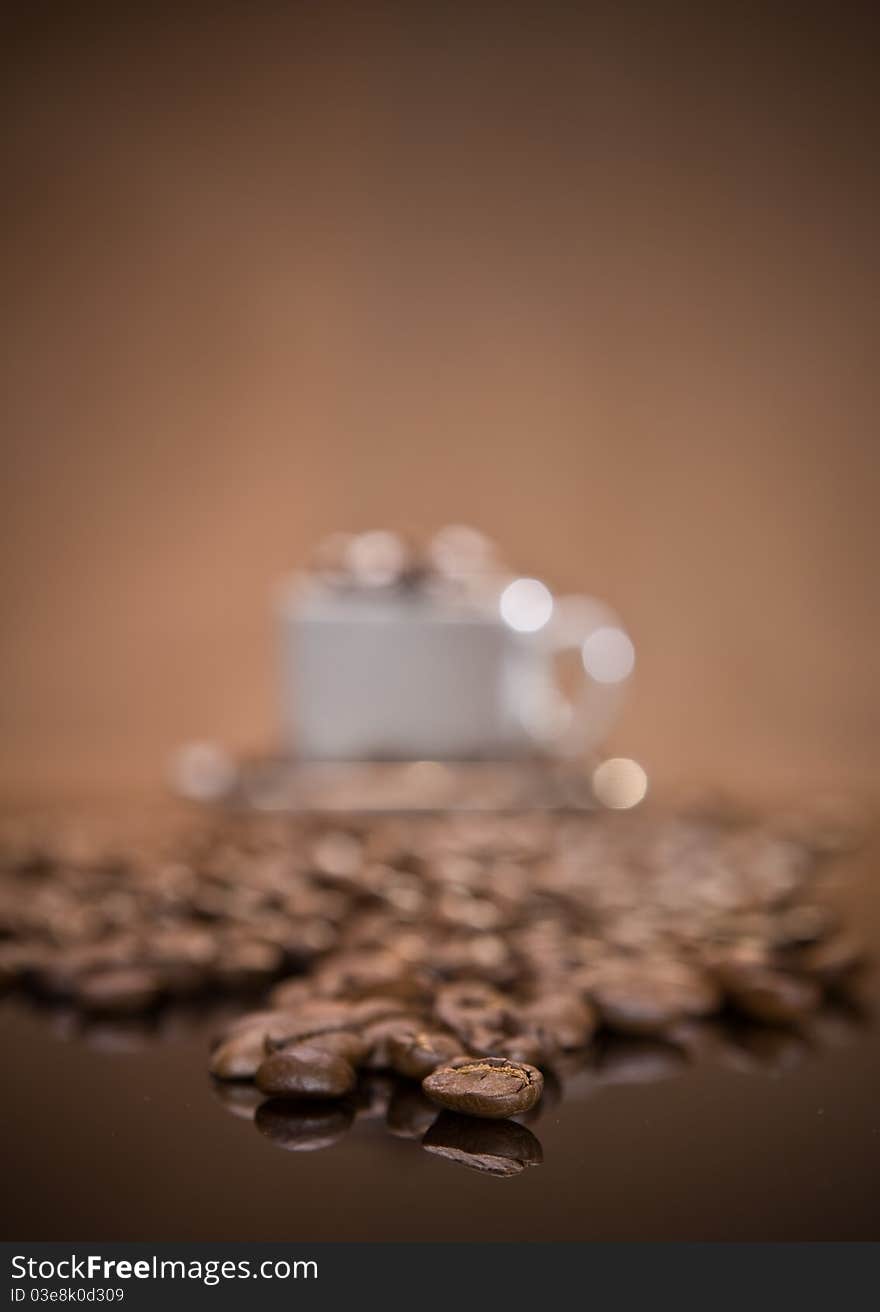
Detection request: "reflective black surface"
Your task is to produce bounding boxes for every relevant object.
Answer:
[2,849,877,1241]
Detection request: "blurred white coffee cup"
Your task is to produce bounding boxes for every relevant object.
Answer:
[277,547,633,761]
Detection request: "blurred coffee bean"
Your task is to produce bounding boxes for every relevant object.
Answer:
[76,968,161,1016]
[295,1029,369,1066]
[423,1057,543,1118]
[212,939,285,992]
[254,1098,354,1151]
[388,1029,463,1080]
[422,1112,543,1177]
[361,1016,421,1069]
[771,904,838,948]
[210,1028,268,1081]
[434,980,508,1029]
[590,958,719,1037]
[715,961,821,1025]
[255,1045,357,1099]
[795,933,865,983]
[0,794,870,1150]
[520,993,597,1050]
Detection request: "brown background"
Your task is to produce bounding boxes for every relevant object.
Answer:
[1,1,878,799]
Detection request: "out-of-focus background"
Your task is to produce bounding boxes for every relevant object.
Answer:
[1,1,878,799]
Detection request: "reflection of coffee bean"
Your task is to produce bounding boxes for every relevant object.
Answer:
[422,1112,543,1176]
[350,1073,395,1121]
[593,1036,688,1086]
[720,1023,809,1076]
[212,1080,265,1120]
[255,1045,357,1099]
[254,1098,354,1151]
[423,1058,543,1118]
[386,1083,439,1139]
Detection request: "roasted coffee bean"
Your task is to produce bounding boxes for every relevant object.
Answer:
[433,981,509,1035]
[312,947,421,1001]
[589,958,720,1037]
[291,1029,369,1066]
[268,977,316,1010]
[255,1098,354,1151]
[519,993,597,1050]
[261,1005,358,1052]
[770,903,838,948]
[388,1029,463,1080]
[795,933,865,983]
[212,1009,286,1050]
[76,967,161,1015]
[210,1028,268,1080]
[255,1045,357,1099]
[490,1030,552,1067]
[1,796,867,1143]
[213,939,285,991]
[423,1057,543,1118]
[715,961,821,1025]
[422,1112,543,1176]
[361,1016,421,1069]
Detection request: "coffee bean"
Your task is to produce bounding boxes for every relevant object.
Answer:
[213,939,285,991]
[255,1045,357,1099]
[76,967,161,1016]
[255,1098,354,1151]
[1,796,867,1157]
[795,933,865,983]
[293,1029,369,1066]
[388,1029,463,1080]
[491,1030,552,1067]
[211,1009,285,1050]
[433,981,509,1035]
[590,959,720,1037]
[210,1028,268,1080]
[423,1057,543,1118]
[770,903,838,948]
[361,1016,421,1069]
[715,961,821,1025]
[520,993,597,1050]
[422,1112,543,1176]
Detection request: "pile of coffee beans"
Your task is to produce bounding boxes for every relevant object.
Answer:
[0,796,870,1170]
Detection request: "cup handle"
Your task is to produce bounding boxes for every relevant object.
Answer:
[536,594,633,758]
